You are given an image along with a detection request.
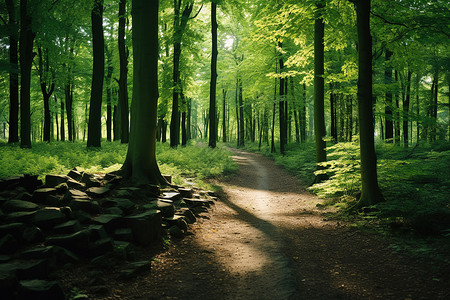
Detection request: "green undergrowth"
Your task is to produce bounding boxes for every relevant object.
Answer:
[0,140,237,190]
[242,140,450,262]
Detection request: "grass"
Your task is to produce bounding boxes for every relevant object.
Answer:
[0,140,237,190]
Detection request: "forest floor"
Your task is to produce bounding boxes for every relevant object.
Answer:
[62,148,449,299]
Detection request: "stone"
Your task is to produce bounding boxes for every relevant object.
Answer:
[1,259,49,280]
[0,255,11,263]
[88,238,114,258]
[32,208,67,228]
[2,199,39,212]
[113,228,133,242]
[0,176,21,190]
[22,226,45,244]
[18,279,65,300]
[105,174,122,186]
[17,191,33,201]
[53,220,82,234]
[53,246,79,265]
[86,186,110,197]
[124,210,162,245]
[175,208,196,224]
[21,246,55,260]
[45,175,69,188]
[184,198,211,208]
[81,173,101,188]
[119,260,151,279]
[72,210,92,224]
[32,188,58,204]
[144,200,175,218]
[101,198,135,213]
[90,253,115,269]
[54,183,68,194]
[67,169,83,181]
[20,174,42,193]
[0,234,19,254]
[0,222,26,240]
[64,189,90,202]
[69,199,100,214]
[168,225,184,238]
[93,214,124,232]
[46,230,90,252]
[60,206,73,218]
[164,215,188,231]
[0,271,17,299]
[178,187,193,198]
[160,192,182,201]
[86,225,108,241]
[67,178,85,190]
[113,241,135,261]
[5,211,36,224]
[104,206,123,215]
[116,187,141,198]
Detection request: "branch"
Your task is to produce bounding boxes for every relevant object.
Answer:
[0,15,7,25]
[190,4,203,20]
[48,0,62,12]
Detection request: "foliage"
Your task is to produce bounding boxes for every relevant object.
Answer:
[0,140,237,189]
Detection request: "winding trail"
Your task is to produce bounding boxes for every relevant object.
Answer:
[107,149,448,299]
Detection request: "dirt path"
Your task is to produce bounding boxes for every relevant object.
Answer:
[92,149,448,299]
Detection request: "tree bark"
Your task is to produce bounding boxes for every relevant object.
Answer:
[352,0,384,207]
[121,0,167,185]
[170,1,194,148]
[279,42,287,154]
[384,50,393,142]
[105,42,114,142]
[87,0,105,148]
[19,0,36,148]
[6,0,19,143]
[403,70,412,147]
[314,1,326,165]
[118,0,129,143]
[60,99,65,141]
[209,0,218,148]
[222,89,227,142]
[38,46,55,142]
[238,79,245,147]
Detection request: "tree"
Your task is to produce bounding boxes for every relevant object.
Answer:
[118,0,129,143]
[170,0,194,148]
[313,1,327,179]
[209,0,218,148]
[87,0,105,148]
[351,0,384,208]
[19,0,36,148]
[37,46,55,142]
[5,0,19,143]
[121,0,167,185]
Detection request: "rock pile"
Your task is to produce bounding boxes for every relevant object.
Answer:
[0,170,217,299]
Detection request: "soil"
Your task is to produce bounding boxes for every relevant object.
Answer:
[58,148,449,299]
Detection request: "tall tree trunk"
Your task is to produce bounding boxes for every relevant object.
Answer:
[118,0,129,143]
[416,74,420,144]
[170,1,194,148]
[187,97,191,141]
[235,78,240,146]
[394,70,401,144]
[60,99,65,141]
[6,0,19,143]
[403,70,412,147]
[209,0,218,148]
[314,1,326,167]
[330,83,337,142]
[271,76,277,153]
[54,95,59,141]
[19,0,36,148]
[105,42,114,142]
[352,0,384,207]
[431,69,439,141]
[38,47,55,142]
[222,89,227,142]
[279,42,287,154]
[384,50,393,142]
[87,0,105,148]
[300,83,307,142]
[238,79,245,147]
[121,0,167,185]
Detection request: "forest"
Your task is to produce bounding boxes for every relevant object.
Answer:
[0,0,449,297]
